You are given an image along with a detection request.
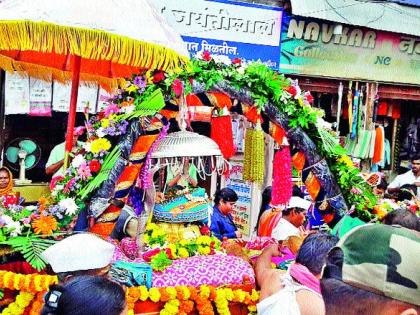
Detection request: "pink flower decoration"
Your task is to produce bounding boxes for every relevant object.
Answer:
[63,177,77,193]
[304,91,314,104]
[202,50,212,61]
[172,79,184,97]
[104,103,120,118]
[50,175,64,190]
[77,163,92,180]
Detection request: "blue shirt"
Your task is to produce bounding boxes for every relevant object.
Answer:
[210,206,237,240]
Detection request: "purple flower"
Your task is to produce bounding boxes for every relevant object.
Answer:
[104,103,120,118]
[77,162,92,180]
[133,75,147,89]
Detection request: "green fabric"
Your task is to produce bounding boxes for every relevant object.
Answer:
[337,224,420,306]
[331,215,365,238]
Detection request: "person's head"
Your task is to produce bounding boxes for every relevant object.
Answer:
[214,188,238,215]
[382,208,419,231]
[256,186,272,229]
[398,184,417,202]
[282,196,311,228]
[411,156,420,174]
[295,232,339,277]
[321,224,420,315]
[41,233,115,283]
[374,178,388,198]
[71,126,85,146]
[0,166,12,190]
[41,275,127,315]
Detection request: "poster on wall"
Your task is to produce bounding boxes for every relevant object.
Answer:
[153,0,283,68]
[280,12,420,85]
[52,82,98,113]
[225,160,252,236]
[97,88,113,112]
[29,78,52,116]
[4,72,30,115]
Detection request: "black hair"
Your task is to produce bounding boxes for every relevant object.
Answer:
[411,156,420,162]
[397,184,417,202]
[376,178,388,191]
[321,248,420,314]
[382,208,419,231]
[292,185,304,198]
[295,232,339,275]
[214,188,238,205]
[256,186,272,231]
[41,275,126,315]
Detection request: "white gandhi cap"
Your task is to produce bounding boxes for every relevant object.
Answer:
[287,196,312,211]
[41,233,115,273]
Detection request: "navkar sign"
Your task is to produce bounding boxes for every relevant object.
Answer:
[153,0,283,69]
[279,13,420,85]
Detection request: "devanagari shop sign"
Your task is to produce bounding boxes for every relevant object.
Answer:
[153,0,283,69]
[280,13,420,85]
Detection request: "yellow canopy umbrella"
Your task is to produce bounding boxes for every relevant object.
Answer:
[0,0,189,166]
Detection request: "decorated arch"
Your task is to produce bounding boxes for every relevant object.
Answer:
[0,53,379,315]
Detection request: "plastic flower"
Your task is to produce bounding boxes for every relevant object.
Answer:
[101,118,110,128]
[287,85,298,97]
[49,175,64,191]
[90,138,111,154]
[104,103,120,118]
[77,162,92,180]
[202,50,212,61]
[172,79,184,97]
[71,154,86,168]
[232,57,241,65]
[152,71,165,84]
[89,159,101,173]
[304,91,314,104]
[32,215,58,236]
[58,198,79,216]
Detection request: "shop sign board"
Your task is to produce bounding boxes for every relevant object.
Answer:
[4,72,30,115]
[153,0,283,68]
[225,160,252,236]
[52,82,98,114]
[280,13,420,85]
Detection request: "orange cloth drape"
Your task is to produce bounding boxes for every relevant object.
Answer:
[257,209,282,237]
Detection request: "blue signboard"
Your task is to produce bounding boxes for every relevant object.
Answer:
[154,0,283,69]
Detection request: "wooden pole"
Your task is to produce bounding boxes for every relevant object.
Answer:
[64,55,81,169]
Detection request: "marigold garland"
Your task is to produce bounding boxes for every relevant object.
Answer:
[0,291,34,315]
[0,271,259,315]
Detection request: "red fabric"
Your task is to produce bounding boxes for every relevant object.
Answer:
[186,94,202,106]
[372,126,385,164]
[377,101,388,116]
[243,106,263,124]
[391,102,401,119]
[0,261,41,274]
[211,115,236,159]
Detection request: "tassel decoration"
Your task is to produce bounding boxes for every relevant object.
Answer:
[243,128,253,181]
[271,146,292,205]
[211,111,236,159]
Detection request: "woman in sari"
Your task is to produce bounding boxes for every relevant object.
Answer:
[0,166,20,206]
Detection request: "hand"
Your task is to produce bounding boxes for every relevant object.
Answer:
[263,244,282,257]
[235,231,242,238]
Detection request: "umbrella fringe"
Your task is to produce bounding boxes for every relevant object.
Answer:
[0,20,189,83]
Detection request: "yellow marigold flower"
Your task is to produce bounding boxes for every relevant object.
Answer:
[127,311,135,315]
[200,285,210,298]
[139,286,149,302]
[178,247,189,258]
[198,245,211,255]
[166,287,177,300]
[224,288,234,301]
[149,287,161,303]
[248,305,257,312]
[32,216,58,236]
[251,289,259,302]
[179,239,189,246]
[90,138,111,154]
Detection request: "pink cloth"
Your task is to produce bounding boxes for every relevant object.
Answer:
[289,263,321,295]
[113,245,255,288]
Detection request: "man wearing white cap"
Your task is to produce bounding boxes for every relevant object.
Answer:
[271,197,311,241]
[41,233,115,283]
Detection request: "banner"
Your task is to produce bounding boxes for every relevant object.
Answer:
[280,13,420,85]
[29,78,52,116]
[226,160,252,236]
[153,0,283,68]
[52,82,98,113]
[4,72,30,115]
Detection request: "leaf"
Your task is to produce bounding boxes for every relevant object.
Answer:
[1,236,57,271]
[116,89,165,122]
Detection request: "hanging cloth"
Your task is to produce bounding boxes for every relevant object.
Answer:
[372,126,385,164]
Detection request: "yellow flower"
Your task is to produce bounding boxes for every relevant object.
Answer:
[166,287,177,300]
[179,239,189,247]
[199,285,210,298]
[198,245,211,255]
[149,288,161,303]
[167,244,177,259]
[143,234,150,243]
[101,118,110,128]
[197,235,211,245]
[90,138,111,154]
[224,288,234,301]
[338,155,354,167]
[139,286,149,302]
[178,247,189,258]
[297,97,304,107]
[251,289,259,302]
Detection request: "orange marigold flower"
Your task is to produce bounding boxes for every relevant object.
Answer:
[32,216,58,236]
